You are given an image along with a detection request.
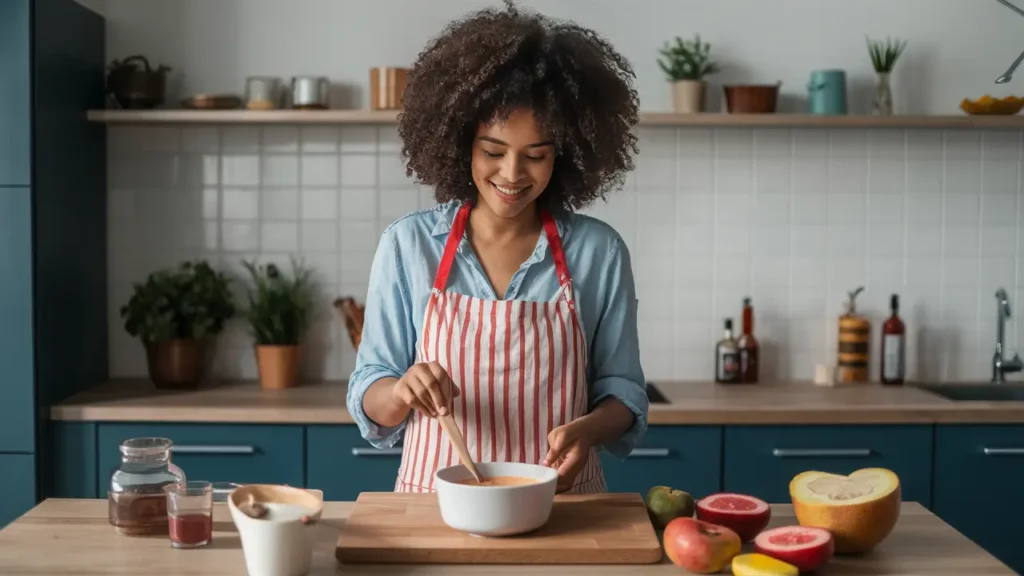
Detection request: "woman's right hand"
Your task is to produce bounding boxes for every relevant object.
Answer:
[391,361,460,418]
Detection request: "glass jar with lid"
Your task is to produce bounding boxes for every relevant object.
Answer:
[108,437,186,536]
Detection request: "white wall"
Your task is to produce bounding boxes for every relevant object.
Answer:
[95,1,1024,384]
[79,0,1024,114]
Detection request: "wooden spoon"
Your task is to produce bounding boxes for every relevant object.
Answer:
[438,412,484,483]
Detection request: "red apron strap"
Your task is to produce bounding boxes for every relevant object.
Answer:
[433,204,573,297]
[541,210,573,295]
[432,203,472,292]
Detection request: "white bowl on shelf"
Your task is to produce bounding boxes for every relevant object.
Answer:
[434,462,558,537]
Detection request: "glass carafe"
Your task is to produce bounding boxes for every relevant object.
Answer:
[107,437,186,536]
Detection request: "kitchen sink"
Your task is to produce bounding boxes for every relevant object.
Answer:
[916,383,1024,402]
[646,382,670,404]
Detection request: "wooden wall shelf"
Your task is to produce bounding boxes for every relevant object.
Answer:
[86,109,1024,129]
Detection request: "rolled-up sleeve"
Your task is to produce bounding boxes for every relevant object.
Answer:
[587,235,649,459]
[346,226,417,448]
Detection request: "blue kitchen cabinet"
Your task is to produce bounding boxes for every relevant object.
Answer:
[306,425,404,500]
[933,425,1024,574]
[0,0,106,524]
[723,425,933,506]
[0,0,31,186]
[600,426,722,499]
[0,187,35,452]
[97,424,305,489]
[0,454,36,528]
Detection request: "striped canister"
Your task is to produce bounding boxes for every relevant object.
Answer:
[837,287,870,383]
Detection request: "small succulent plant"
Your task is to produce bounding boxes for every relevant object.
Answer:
[657,34,721,81]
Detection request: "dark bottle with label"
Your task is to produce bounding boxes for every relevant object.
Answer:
[738,297,759,384]
[880,294,906,385]
[715,318,740,384]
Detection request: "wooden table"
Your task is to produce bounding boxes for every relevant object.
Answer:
[0,499,1014,575]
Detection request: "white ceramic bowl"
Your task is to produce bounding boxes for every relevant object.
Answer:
[434,462,558,537]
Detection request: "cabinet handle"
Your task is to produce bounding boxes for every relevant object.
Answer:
[172,445,256,455]
[351,447,403,456]
[628,448,671,458]
[772,448,872,458]
[983,447,1024,456]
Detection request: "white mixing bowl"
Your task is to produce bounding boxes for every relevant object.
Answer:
[434,462,558,537]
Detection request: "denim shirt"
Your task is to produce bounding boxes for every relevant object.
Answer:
[346,201,648,459]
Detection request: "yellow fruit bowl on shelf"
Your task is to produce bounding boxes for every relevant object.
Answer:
[960,95,1024,115]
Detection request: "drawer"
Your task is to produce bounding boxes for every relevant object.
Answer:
[307,425,403,501]
[934,425,1024,574]
[0,453,35,528]
[599,426,722,499]
[724,425,932,506]
[97,423,304,490]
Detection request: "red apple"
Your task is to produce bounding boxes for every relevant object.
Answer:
[663,517,742,574]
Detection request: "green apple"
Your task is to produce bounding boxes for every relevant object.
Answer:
[646,485,695,529]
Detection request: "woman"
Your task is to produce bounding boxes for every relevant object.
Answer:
[347,0,648,494]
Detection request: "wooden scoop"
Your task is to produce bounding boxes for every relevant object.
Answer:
[437,412,484,483]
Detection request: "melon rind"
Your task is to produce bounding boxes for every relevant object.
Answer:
[789,467,901,554]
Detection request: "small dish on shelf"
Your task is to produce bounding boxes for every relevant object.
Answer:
[960,95,1024,115]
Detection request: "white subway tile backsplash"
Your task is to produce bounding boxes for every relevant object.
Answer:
[222,188,259,220]
[222,221,259,252]
[301,155,339,187]
[301,189,338,220]
[222,155,260,186]
[301,127,340,153]
[105,125,1024,383]
[262,155,300,186]
[261,222,300,252]
[262,127,300,153]
[341,154,377,187]
[340,127,378,153]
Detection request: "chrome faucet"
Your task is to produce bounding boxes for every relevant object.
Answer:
[993,288,1023,382]
[994,0,1024,83]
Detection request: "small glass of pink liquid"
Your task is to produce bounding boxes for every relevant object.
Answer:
[164,480,213,548]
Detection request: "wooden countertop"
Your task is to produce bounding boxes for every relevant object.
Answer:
[48,378,1024,425]
[0,499,1012,575]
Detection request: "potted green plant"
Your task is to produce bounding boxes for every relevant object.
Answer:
[240,258,315,390]
[120,260,235,389]
[866,36,908,116]
[657,34,720,114]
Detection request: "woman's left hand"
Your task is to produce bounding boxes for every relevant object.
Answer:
[542,420,595,493]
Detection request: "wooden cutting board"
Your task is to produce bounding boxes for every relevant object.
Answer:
[335,492,664,565]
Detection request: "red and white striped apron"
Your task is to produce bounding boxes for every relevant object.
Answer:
[394,202,606,494]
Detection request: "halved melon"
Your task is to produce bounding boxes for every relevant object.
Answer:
[789,467,901,554]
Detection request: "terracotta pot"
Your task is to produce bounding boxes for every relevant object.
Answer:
[256,345,302,390]
[671,80,706,114]
[723,83,780,114]
[145,338,206,389]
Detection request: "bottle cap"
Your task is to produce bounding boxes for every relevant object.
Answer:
[743,297,751,307]
[725,318,733,330]
[890,293,899,309]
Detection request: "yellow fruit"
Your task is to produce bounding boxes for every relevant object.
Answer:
[731,553,799,576]
[790,467,901,554]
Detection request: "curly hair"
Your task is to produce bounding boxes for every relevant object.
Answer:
[397,0,640,215]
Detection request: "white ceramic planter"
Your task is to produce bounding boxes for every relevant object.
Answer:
[435,462,558,537]
[672,79,706,113]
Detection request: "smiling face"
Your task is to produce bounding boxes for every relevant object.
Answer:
[471,108,555,220]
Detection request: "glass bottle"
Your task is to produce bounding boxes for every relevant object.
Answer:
[880,294,906,385]
[108,437,186,536]
[738,297,760,384]
[715,318,740,384]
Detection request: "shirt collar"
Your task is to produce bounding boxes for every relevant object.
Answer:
[429,201,573,244]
